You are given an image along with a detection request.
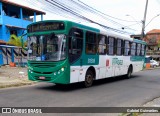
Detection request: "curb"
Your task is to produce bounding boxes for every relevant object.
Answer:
[0,80,36,89]
[143,67,160,71]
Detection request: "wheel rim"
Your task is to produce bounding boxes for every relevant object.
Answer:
[86,74,93,84]
[85,72,93,87]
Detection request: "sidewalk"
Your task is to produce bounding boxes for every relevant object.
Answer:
[0,65,35,88]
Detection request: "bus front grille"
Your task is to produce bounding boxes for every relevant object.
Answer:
[33,70,53,74]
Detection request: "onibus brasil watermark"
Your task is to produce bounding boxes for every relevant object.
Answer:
[2,108,42,114]
[1,107,160,113]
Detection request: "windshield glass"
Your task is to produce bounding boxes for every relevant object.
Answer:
[27,34,66,61]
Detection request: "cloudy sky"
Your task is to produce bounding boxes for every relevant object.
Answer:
[82,0,160,34]
[9,0,160,35]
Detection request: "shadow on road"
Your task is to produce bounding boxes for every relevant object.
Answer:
[36,75,140,91]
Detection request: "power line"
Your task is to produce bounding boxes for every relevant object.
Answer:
[26,0,135,35]
[77,0,139,23]
[46,0,134,34]
[70,0,138,31]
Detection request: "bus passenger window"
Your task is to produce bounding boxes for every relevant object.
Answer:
[98,35,106,54]
[141,44,146,56]
[137,43,141,56]
[117,39,122,55]
[108,37,114,55]
[86,31,97,54]
[124,41,131,56]
[131,42,136,56]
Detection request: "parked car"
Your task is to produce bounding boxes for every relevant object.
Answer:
[150,60,159,68]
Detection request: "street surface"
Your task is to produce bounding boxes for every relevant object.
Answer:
[0,69,160,108]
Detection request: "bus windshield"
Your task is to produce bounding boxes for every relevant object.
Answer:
[27,34,66,61]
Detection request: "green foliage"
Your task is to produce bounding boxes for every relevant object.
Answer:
[8,34,22,47]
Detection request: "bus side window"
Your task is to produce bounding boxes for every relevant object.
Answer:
[137,43,141,56]
[117,39,122,55]
[141,44,145,56]
[131,42,136,56]
[124,40,131,56]
[108,37,114,55]
[86,31,97,54]
[98,34,107,54]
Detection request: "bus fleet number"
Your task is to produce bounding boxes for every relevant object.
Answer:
[88,58,95,64]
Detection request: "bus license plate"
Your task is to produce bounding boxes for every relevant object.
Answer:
[39,76,45,80]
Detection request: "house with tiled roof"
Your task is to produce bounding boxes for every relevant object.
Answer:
[143,29,160,60]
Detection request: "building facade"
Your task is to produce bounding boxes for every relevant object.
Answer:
[143,29,160,61]
[0,0,45,42]
[0,0,45,66]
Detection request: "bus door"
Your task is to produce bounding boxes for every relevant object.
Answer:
[68,28,83,83]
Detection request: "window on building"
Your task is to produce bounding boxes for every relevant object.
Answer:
[98,34,107,54]
[10,30,17,36]
[86,31,97,54]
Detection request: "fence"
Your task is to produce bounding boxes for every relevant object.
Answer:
[0,45,27,67]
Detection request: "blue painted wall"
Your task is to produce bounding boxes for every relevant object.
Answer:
[0,2,43,42]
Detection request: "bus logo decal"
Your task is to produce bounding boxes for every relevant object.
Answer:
[112,58,123,65]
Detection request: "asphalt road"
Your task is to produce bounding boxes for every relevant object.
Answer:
[0,69,160,108]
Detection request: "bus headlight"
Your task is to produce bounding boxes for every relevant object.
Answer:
[61,67,64,72]
[53,67,66,76]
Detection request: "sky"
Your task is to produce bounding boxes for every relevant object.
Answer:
[8,0,160,35]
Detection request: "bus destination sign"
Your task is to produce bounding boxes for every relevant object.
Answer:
[28,22,65,32]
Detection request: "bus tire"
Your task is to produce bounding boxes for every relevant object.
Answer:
[126,66,132,79]
[84,70,94,87]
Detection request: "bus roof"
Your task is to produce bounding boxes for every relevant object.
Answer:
[133,38,147,44]
[79,21,133,41]
[28,20,145,42]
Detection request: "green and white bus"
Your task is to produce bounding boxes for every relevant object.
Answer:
[27,20,146,87]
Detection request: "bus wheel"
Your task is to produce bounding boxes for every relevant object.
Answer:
[84,70,94,87]
[126,66,132,79]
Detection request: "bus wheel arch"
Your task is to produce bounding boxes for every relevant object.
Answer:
[126,64,133,79]
[84,66,96,87]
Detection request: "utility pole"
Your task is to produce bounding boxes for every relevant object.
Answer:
[141,0,148,39]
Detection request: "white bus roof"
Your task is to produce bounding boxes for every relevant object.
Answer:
[79,22,133,41]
